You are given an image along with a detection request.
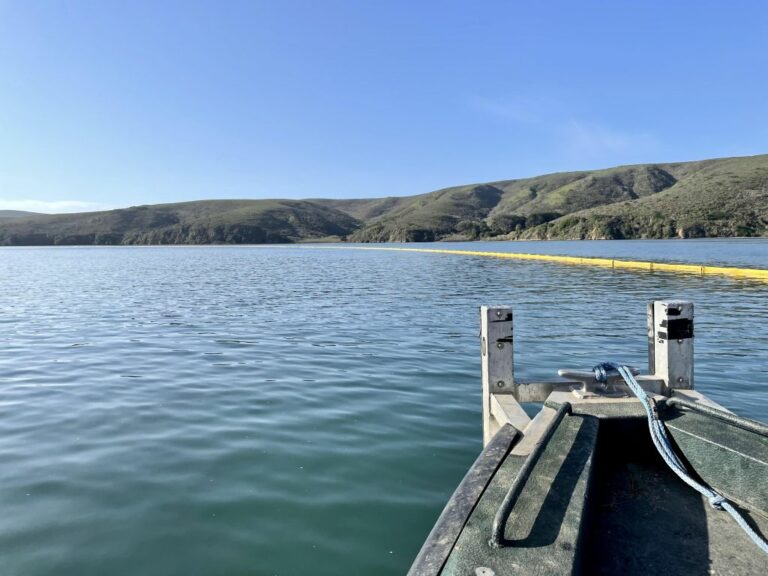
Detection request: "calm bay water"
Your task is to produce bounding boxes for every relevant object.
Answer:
[1,239,767,575]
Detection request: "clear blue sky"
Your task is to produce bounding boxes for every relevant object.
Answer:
[1,1,767,213]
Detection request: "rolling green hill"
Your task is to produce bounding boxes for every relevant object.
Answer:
[347,154,768,241]
[1,154,766,245]
[0,200,360,245]
[513,156,768,240]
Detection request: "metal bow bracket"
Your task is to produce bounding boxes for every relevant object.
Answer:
[558,366,640,398]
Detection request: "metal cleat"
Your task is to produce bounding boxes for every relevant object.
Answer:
[558,366,640,399]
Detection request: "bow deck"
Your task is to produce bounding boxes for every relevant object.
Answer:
[408,300,768,575]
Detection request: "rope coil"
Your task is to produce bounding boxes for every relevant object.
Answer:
[593,362,768,554]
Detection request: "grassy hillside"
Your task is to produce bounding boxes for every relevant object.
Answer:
[311,197,413,221]
[513,156,768,240]
[2,154,766,245]
[0,200,360,245]
[349,184,508,241]
[349,155,768,241]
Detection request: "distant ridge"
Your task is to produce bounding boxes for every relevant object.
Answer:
[0,210,41,220]
[1,154,767,245]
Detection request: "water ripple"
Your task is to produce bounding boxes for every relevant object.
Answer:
[0,242,767,575]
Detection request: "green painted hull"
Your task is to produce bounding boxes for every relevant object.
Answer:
[409,399,768,575]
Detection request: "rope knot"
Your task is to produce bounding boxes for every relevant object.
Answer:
[592,362,619,384]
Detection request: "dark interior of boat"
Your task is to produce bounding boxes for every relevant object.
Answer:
[584,418,764,574]
[416,404,768,575]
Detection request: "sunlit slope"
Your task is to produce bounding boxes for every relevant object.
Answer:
[348,155,768,241]
[518,155,768,239]
[1,154,766,244]
[349,183,509,241]
[311,197,414,221]
[0,200,361,245]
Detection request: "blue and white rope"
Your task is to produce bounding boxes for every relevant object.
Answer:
[593,362,768,555]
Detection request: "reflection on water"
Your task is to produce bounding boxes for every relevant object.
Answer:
[0,241,767,575]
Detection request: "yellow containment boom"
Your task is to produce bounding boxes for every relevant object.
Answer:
[323,246,768,282]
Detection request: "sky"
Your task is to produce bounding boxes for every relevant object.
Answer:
[1,1,767,213]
